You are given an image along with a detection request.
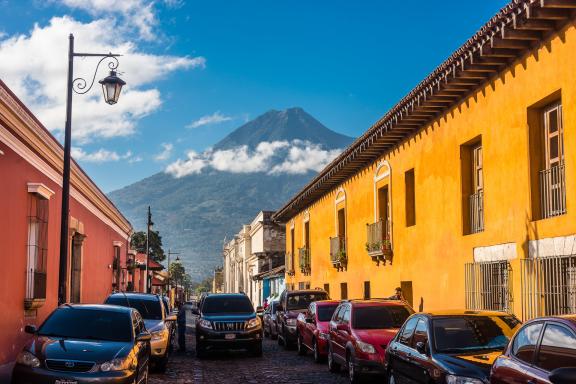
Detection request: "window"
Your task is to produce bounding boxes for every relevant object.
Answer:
[363,281,371,299]
[512,322,543,364]
[353,306,412,329]
[324,283,330,295]
[460,138,484,234]
[465,261,512,312]
[333,306,344,322]
[399,317,419,346]
[536,324,576,371]
[340,282,348,300]
[342,307,351,324]
[412,319,429,349]
[26,193,49,303]
[405,169,415,226]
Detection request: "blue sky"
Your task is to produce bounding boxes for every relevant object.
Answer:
[0,0,509,192]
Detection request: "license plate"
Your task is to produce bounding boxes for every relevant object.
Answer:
[225,334,236,340]
[55,380,78,384]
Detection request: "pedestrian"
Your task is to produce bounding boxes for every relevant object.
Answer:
[176,301,186,352]
[388,287,404,301]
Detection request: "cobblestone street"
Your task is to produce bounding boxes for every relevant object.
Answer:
[148,319,353,384]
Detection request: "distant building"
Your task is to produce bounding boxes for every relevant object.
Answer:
[0,80,132,379]
[222,211,285,306]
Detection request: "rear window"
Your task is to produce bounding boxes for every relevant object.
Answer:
[106,296,163,320]
[202,296,254,314]
[353,305,412,329]
[286,292,328,310]
[318,305,339,322]
[39,308,132,342]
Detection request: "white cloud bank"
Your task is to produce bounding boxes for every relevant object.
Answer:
[71,146,135,163]
[154,142,173,161]
[186,112,233,129]
[165,140,343,178]
[0,13,204,143]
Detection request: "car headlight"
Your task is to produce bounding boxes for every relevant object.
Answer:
[16,351,40,368]
[151,328,168,341]
[286,318,297,327]
[318,332,329,340]
[445,375,484,384]
[100,356,136,372]
[356,340,376,354]
[198,319,213,329]
[246,318,260,329]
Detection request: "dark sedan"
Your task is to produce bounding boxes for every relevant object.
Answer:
[491,315,576,384]
[12,304,151,384]
[385,310,521,384]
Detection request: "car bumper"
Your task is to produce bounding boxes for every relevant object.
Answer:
[316,336,330,356]
[283,325,297,342]
[12,364,136,384]
[353,357,387,375]
[150,337,169,358]
[196,328,262,349]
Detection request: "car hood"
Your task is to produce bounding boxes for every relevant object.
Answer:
[144,319,165,332]
[435,350,503,380]
[29,336,130,363]
[202,313,256,322]
[354,328,399,346]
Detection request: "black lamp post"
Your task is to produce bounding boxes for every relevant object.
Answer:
[58,34,125,305]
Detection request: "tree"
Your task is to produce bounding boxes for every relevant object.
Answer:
[168,261,186,287]
[131,230,165,262]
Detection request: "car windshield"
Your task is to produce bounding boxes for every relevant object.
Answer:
[433,315,519,353]
[353,305,412,329]
[38,308,132,342]
[286,293,328,310]
[202,297,254,314]
[318,305,339,321]
[106,296,163,320]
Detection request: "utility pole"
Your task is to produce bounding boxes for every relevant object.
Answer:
[145,206,153,293]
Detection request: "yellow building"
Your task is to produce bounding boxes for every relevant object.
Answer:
[272,0,576,321]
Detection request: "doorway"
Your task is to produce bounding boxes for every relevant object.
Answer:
[70,233,84,303]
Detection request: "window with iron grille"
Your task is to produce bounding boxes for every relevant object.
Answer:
[521,255,576,320]
[465,261,512,312]
[26,193,49,302]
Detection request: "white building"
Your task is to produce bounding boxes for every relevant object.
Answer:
[222,211,285,306]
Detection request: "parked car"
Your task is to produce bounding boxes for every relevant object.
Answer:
[12,304,151,384]
[491,314,576,384]
[105,292,176,372]
[327,299,413,383]
[296,300,340,362]
[276,289,330,347]
[161,295,176,352]
[193,293,263,358]
[263,301,279,339]
[386,310,521,384]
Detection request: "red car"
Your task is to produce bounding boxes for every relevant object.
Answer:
[327,300,414,383]
[296,300,340,362]
[491,315,576,384]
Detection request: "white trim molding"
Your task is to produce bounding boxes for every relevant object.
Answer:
[473,242,517,262]
[113,241,124,248]
[27,182,55,200]
[335,187,346,204]
[529,234,576,258]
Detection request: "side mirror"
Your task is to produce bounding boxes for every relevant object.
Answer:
[165,314,177,322]
[336,323,350,333]
[24,325,37,334]
[415,341,427,355]
[136,331,151,342]
[550,368,576,384]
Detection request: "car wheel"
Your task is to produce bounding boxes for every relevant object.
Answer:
[277,328,284,346]
[328,344,340,373]
[250,341,263,357]
[283,327,292,349]
[313,339,322,363]
[196,340,207,359]
[348,352,362,384]
[297,333,307,356]
[155,354,169,373]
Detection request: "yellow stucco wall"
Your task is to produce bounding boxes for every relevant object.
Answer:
[284,21,576,319]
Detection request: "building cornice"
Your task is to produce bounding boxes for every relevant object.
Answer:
[273,0,576,222]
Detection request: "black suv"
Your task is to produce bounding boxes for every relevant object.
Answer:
[275,289,329,347]
[193,293,263,358]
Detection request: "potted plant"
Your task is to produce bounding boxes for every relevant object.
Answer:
[381,239,393,264]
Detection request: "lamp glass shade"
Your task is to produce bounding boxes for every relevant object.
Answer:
[99,71,126,105]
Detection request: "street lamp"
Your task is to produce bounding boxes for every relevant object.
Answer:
[58,34,125,305]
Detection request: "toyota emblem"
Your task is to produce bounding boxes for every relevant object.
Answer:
[64,361,75,368]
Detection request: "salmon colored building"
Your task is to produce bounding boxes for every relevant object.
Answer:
[0,79,133,379]
[274,0,576,321]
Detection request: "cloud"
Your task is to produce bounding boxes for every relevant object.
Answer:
[165,140,343,178]
[186,112,233,129]
[154,142,173,161]
[71,146,135,163]
[0,15,205,143]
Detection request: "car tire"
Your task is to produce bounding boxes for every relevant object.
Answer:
[155,353,169,373]
[313,338,322,363]
[348,352,362,384]
[264,325,269,338]
[328,344,340,373]
[251,341,263,357]
[271,328,278,340]
[297,333,307,356]
[277,329,284,346]
[196,341,207,359]
[282,327,292,349]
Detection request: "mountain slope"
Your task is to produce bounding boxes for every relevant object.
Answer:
[109,108,354,281]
